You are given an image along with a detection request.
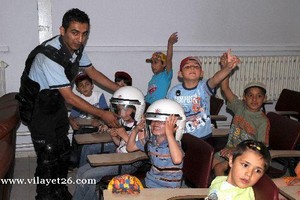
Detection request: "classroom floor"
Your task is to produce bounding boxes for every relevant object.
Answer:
[10,156,77,200]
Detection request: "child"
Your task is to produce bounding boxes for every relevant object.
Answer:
[212,51,270,176]
[73,86,146,200]
[207,140,271,200]
[167,50,240,140]
[69,72,110,169]
[145,32,178,108]
[78,71,133,167]
[114,71,132,86]
[69,72,108,130]
[126,99,186,188]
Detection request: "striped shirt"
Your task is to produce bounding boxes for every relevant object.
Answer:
[136,136,183,188]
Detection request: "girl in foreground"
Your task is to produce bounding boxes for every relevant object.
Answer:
[207,140,271,200]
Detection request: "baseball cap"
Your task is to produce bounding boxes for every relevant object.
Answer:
[115,71,132,85]
[75,73,91,86]
[180,56,202,71]
[244,82,266,94]
[145,52,167,65]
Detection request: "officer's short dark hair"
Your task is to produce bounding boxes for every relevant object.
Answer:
[62,8,90,30]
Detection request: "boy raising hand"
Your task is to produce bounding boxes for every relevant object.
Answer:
[213,50,269,176]
[167,49,240,140]
[145,32,178,108]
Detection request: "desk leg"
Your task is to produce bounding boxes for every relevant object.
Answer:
[100,142,104,153]
[118,165,122,175]
[262,104,266,114]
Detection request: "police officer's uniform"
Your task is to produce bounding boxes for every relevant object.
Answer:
[16,35,92,200]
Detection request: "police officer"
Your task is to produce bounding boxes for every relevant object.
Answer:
[16,8,120,200]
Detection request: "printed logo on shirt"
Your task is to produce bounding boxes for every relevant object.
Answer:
[148,85,157,94]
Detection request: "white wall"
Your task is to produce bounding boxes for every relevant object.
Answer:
[1,0,300,97]
[1,0,300,153]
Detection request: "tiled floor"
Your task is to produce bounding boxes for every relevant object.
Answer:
[10,156,77,200]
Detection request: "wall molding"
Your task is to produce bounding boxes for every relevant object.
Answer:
[85,45,300,55]
[2,44,299,55]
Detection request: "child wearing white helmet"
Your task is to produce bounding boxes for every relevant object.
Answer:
[127,99,186,188]
[73,86,146,200]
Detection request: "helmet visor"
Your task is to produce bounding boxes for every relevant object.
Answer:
[110,103,137,124]
[145,112,183,121]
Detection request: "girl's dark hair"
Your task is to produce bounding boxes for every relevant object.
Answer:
[232,140,271,171]
[62,8,90,30]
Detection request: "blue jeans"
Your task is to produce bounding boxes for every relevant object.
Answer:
[79,142,117,167]
[72,160,144,200]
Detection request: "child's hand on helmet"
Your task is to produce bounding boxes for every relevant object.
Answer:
[165,114,178,138]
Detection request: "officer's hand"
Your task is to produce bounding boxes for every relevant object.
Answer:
[101,110,121,128]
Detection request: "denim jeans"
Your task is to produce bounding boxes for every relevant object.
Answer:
[72,160,143,200]
[79,142,117,167]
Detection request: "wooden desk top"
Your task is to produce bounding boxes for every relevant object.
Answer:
[211,115,227,121]
[74,132,112,144]
[279,186,300,200]
[88,151,148,167]
[103,188,209,200]
[269,150,300,159]
[212,128,230,137]
[75,118,95,126]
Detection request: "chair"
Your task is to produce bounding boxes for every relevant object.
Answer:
[210,96,228,153]
[266,112,300,178]
[275,89,300,121]
[253,174,279,200]
[210,96,224,128]
[275,89,300,148]
[181,133,214,188]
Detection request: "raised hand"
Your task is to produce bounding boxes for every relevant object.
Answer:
[220,49,240,70]
[168,32,178,45]
[227,49,240,69]
[220,52,227,68]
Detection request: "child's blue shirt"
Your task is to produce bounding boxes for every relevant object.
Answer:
[136,136,183,188]
[167,79,215,138]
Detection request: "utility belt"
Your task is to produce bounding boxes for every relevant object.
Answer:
[37,89,63,114]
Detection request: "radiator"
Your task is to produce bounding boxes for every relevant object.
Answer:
[199,56,300,101]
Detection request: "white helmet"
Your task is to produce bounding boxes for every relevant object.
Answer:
[110,86,145,123]
[145,99,186,141]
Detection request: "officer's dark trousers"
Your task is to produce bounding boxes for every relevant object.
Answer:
[28,91,72,200]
